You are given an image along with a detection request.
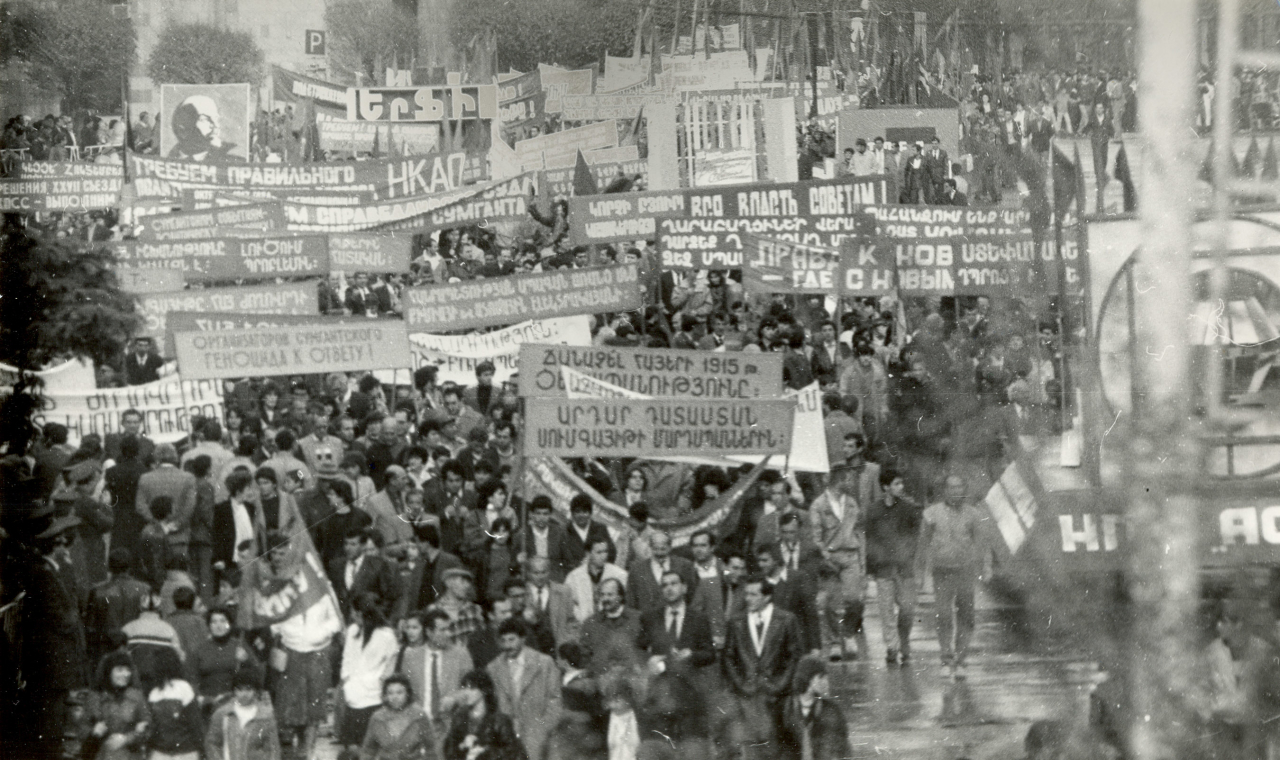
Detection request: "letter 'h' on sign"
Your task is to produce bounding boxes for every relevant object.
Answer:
[1059,514,1120,552]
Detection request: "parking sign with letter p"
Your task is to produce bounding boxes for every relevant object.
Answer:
[306,29,326,55]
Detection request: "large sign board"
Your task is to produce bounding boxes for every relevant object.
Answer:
[329,234,413,273]
[403,263,642,332]
[174,321,412,380]
[112,235,330,283]
[518,344,784,399]
[523,397,795,457]
[160,83,252,162]
[138,281,319,338]
[347,80,499,122]
[0,173,123,211]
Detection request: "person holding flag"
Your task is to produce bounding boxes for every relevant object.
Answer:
[241,523,343,760]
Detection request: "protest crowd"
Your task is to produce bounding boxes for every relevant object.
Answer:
[9,3,1280,759]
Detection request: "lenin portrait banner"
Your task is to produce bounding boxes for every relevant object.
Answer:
[159,83,252,162]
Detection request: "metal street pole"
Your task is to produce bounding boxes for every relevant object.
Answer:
[1126,0,1203,758]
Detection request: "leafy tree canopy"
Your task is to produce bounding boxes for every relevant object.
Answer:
[326,0,417,85]
[148,22,265,85]
[0,0,135,113]
[0,221,141,454]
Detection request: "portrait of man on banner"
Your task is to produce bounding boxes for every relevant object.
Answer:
[160,83,251,162]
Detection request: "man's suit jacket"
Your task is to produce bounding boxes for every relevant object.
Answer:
[327,553,403,618]
[21,557,89,691]
[564,563,627,622]
[689,559,730,642]
[810,343,851,387]
[639,605,716,670]
[135,465,196,543]
[124,352,165,385]
[210,499,262,568]
[526,581,577,645]
[626,555,699,614]
[520,523,572,581]
[398,642,472,723]
[394,548,463,621]
[486,648,562,760]
[778,695,852,760]
[721,606,805,700]
[104,434,155,468]
[769,571,823,652]
[561,519,615,570]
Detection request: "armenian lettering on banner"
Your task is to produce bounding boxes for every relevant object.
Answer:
[740,234,842,294]
[128,151,485,201]
[836,238,899,297]
[538,158,648,199]
[329,234,413,273]
[117,268,186,294]
[538,65,595,114]
[410,316,592,385]
[498,69,546,134]
[137,202,286,241]
[34,376,225,445]
[568,175,886,265]
[559,93,672,122]
[181,187,376,210]
[404,263,642,332]
[515,120,618,170]
[518,343,783,399]
[0,175,123,212]
[561,366,828,473]
[139,281,319,338]
[174,321,413,380]
[316,119,443,154]
[523,397,795,457]
[346,81,500,122]
[883,235,1045,296]
[113,235,329,284]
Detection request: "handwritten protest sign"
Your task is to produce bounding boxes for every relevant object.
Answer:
[34,376,225,445]
[404,263,642,332]
[138,281,319,338]
[409,316,591,385]
[329,234,413,273]
[523,397,795,457]
[174,321,412,380]
[113,236,330,283]
[519,344,783,399]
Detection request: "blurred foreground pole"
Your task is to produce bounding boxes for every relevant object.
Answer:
[1127,0,1203,758]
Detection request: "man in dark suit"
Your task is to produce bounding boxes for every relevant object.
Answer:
[525,556,578,647]
[754,544,822,655]
[941,178,968,207]
[639,570,716,686]
[104,408,156,466]
[105,435,149,556]
[344,272,378,316]
[85,547,151,664]
[14,510,89,760]
[124,337,165,386]
[32,422,74,500]
[423,460,477,557]
[395,525,463,621]
[721,574,806,760]
[562,493,615,570]
[626,530,698,614]
[809,321,851,388]
[327,527,402,618]
[777,658,851,760]
[520,496,571,582]
[923,136,950,202]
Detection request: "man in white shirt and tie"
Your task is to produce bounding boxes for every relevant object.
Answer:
[722,574,805,760]
[640,571,715,680]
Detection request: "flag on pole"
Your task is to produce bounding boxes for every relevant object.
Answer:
[572,149,598,196]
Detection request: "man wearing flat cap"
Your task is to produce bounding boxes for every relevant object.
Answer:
[13,502,87,760]
[425,566,485,648]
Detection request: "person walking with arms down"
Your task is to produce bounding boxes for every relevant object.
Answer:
[919,474,993,678]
